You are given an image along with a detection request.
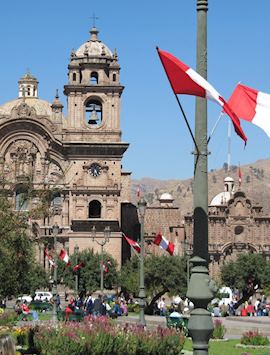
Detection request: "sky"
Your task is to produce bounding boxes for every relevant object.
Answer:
[1,0,270,180]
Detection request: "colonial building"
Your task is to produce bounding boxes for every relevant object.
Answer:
[0,27,130,267]
[184,177,270,278]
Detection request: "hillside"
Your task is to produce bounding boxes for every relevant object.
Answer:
[131,158,270,216]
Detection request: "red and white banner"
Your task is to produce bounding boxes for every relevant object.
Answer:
[59,249,70,265]
[73,261,85,271]
[153,233,175,256]
[228,83,270,138]
[44,249,55,267]
[157,48,247,143]
[123,234,141,254]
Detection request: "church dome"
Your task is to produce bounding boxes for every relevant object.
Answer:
[75,27,112,58]
[0,97,52,117]
[159,192,174,201]
[210,191,231,206]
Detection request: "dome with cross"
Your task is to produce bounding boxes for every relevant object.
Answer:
[75,27,112,58]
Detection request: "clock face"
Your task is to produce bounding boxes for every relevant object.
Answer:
[89,163,102,177]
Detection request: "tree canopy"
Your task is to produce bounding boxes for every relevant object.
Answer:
[57,248,119,294]
[220,253,270,308]
[120,254,187,313]
[0,197,48,298]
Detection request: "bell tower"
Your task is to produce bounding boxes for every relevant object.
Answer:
[64,26,123,143]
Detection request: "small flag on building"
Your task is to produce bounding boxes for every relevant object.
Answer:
[153,232,175,256]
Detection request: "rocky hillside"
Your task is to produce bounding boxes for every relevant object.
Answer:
[131,158,270,216]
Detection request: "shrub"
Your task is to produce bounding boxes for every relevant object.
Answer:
[32,317,185,355]
[0,311,18,326]
[211,319,226,339]
[241,330,270,346]
[127,303,140,313]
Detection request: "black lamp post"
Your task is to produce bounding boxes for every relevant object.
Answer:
[74,244,79,295]
[92,226,111,294]
[52,223,59,322]
[138,197,147,327]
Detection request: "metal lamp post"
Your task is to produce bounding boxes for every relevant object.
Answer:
[74,244,79,295]
[138,197,147,327]
[52,223,59,323]
[92,226,111,295]
[186,1,216,354]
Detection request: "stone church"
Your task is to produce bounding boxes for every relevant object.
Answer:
[0,26,131,267]
[184,177,270,278]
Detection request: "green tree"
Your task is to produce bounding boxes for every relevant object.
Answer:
[57,248,119,294]
[220,254,270,309]
[0,197,49,298]
[120,254,187,314]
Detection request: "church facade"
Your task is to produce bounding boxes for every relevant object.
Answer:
[184,177,270,278]
[0,27,131,267]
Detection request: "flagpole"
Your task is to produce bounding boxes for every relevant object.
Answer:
[156,47,200,156]
[207,112,223,144]
[228,120,232,172]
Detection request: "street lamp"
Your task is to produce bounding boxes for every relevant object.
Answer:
[52,223,59,322]
[186,1,215,354]
[74,244,79,295]
[138,197,147,327]
[92,226,111,295]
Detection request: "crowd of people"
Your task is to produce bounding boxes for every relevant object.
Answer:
[211,295,269,317]
[64,293,129,320]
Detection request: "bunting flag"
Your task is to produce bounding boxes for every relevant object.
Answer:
[153,232,175,256]
[44,248,55,267]
[123,234,141,254]
[157,48,247,144]
[73,261,85,272]
[59,249,70,265]
[102,260,112,273]
[228,83,270,138]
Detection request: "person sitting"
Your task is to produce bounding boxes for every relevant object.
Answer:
[246,301,255,316]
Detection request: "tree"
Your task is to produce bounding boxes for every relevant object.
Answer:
[0,197,49,298]
[120,254,187,314]
[57,248,119,294]
[220,254,270,309]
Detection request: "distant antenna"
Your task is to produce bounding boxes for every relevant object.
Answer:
[227,120,231,172]
[90,13,99,27]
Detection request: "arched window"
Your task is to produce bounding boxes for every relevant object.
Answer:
[89,200,101,218]
[90,72,98,85]
[15,187,29,211]
[113,73,116,82]
[27,86,31,96]
[85,99,102,126]
[72,72,76,82]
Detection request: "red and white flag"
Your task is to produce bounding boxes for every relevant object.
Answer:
[153,232,175,256]
[73,261,85,272]
[228,83,270,138]
[59,249,70,265]
[157,48,247,144]
[136,185,141,199]
[123,234,141,254]
[44,249,55,267]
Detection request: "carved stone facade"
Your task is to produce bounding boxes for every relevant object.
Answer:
[0,27,130,268]
[184,177,270,279]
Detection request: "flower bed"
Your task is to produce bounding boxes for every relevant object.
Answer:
[31,316,185,355]
[240,330,270,346]
[211,319,226,340]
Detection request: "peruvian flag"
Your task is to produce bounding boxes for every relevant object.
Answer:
[73,261,85,271]
[44,249,55,267]
[153,233,175,256]
[123,234,141,254]
[228,83,270,138]
[157,48,247,144]
[59,249,70,265]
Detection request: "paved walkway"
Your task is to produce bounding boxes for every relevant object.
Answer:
[116,314,270,339]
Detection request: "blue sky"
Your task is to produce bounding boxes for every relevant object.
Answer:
[1,0,270,180]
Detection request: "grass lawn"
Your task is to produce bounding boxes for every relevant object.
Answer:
[183,338,270,355]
